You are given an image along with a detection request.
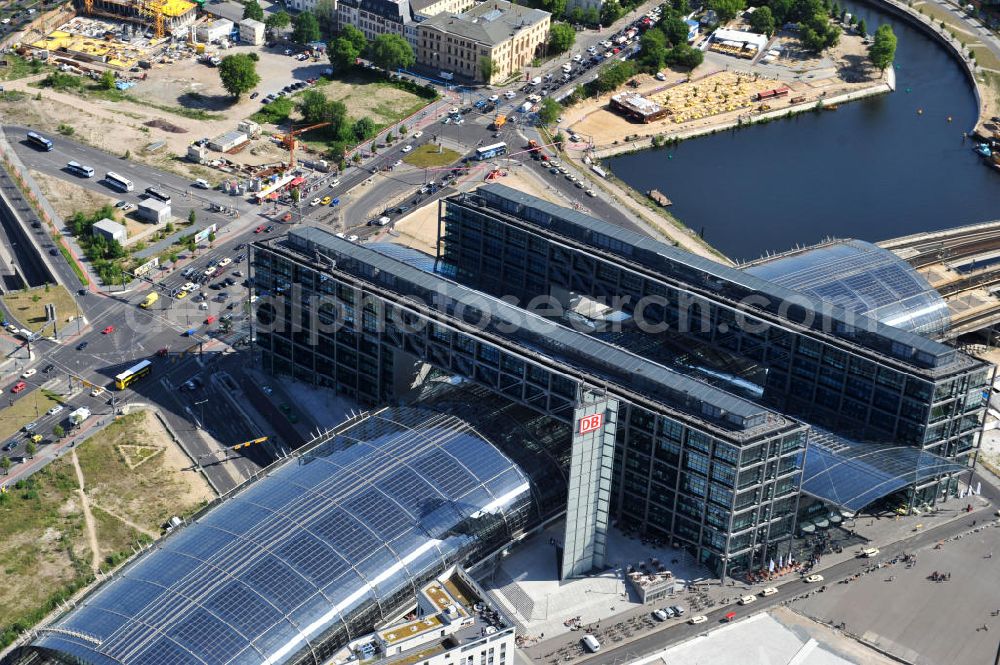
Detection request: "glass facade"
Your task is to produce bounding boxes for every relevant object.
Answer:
[743,239,950,337]
[250,228,808,579]
[438,186,990,477]
[32,408,533,665]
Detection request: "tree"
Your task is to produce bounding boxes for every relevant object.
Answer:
[0,456,9,475]
[218,54,260,97]
[299,89,330,123]
[589,60,636,93]
[538,97,561,125]
[549,22,576,53]
[869,23,896,70]
[540,0,567,19]
[662,15,690,45]
[25,441,35,459]
[601,0,625,25]
[856,17,867,36]
[243,0,263,21]
[583,7,600,25]
[671,0,691,14]
[99,70,116,90]
[266,10,291,32]
[665,42,704,68]
[353,116,376,140]
[188,209,197,224]
[292,11,321,44]
[330,37,361,70]
[479,56,495,83]
[639,28,670,70]
[800,11,839,51]
[53,424,64,438]
[342,24,367,53]
[370,34,414,72]
[769,0,793,23]
[315,0,338,35]
[749,6,775,35]
[709,0,746,21]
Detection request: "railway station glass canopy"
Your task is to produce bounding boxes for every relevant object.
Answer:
[744,239,950,336]
[31,408,532,665]
[801,430,968,512]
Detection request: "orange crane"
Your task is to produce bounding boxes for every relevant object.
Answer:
[279,122,331,167]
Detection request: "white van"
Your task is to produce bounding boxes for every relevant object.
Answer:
[581,635,600,652]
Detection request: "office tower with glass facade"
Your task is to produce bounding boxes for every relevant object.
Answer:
[251,228,809,579]
[437,185,991,510]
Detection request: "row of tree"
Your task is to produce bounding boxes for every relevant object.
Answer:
[330,25,415,72]
[637,5,704,72]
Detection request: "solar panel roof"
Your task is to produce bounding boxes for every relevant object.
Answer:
[32,408,531,665]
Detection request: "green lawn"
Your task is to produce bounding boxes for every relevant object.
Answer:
[403,143,462,168]
[0,391,60,442]
[0,55,48,81]
[1,284,80,332]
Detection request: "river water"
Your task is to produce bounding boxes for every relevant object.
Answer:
[606,0,1000,261]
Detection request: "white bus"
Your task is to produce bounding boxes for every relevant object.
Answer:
[105,171,134,193]
[475,142,508,161]
[66,161,95,178]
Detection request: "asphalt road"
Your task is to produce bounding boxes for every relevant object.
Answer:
[580,495,1000,665]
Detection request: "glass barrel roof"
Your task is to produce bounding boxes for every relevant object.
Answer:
[800,429,968,512]
[32,408,531,665]
[743,239,950,336]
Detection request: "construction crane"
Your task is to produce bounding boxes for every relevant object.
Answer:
[137,0,166,40]
[279,122,331,168]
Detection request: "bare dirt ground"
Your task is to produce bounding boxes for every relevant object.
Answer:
[0,410,213,632]
[29,170,157,242]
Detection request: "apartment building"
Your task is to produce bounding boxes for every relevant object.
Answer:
[417,0,550,84]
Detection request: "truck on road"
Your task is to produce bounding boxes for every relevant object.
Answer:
[140,292,159,309]
[69,407,91,427]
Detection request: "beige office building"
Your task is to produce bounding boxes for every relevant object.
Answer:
[417,0,550,84]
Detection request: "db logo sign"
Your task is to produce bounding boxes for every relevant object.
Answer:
[578,413,604,435]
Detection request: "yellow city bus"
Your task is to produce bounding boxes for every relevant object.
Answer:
[114,359,152,390]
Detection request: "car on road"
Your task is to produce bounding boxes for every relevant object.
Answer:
[488,94,500,102]
[47,405,64,416]
[42,364,54,374]
[30,433,42,443]
[120,203,135,213]
[2,440,16,452]
[586,189,596,197]
[504,90,516,99]
[250,91,259,99]
[860,547,880,558]
[11,381,27,393]
[76,341,88,351]
[114,199,129,209]
[656,71,667,81]
[689,615,708,625]
[804,574,824,583]
[310,197,321,206]
[261,385,273,395]
[442,117,451,124]
[218,257,232,268]
[412,131,423,138]
[738,595,756,605]
[255,225,266,233]
[21,368,36,378]
[49,247,59,256]
[320,196,332,205]
[23,422,36,433]
[102,326,115,334]
[760,587,778,597]
[393,160,402,167]
[264,225,274,233]
[401,145,413,153]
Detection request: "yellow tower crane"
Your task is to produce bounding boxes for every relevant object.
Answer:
[138,0,166,40]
